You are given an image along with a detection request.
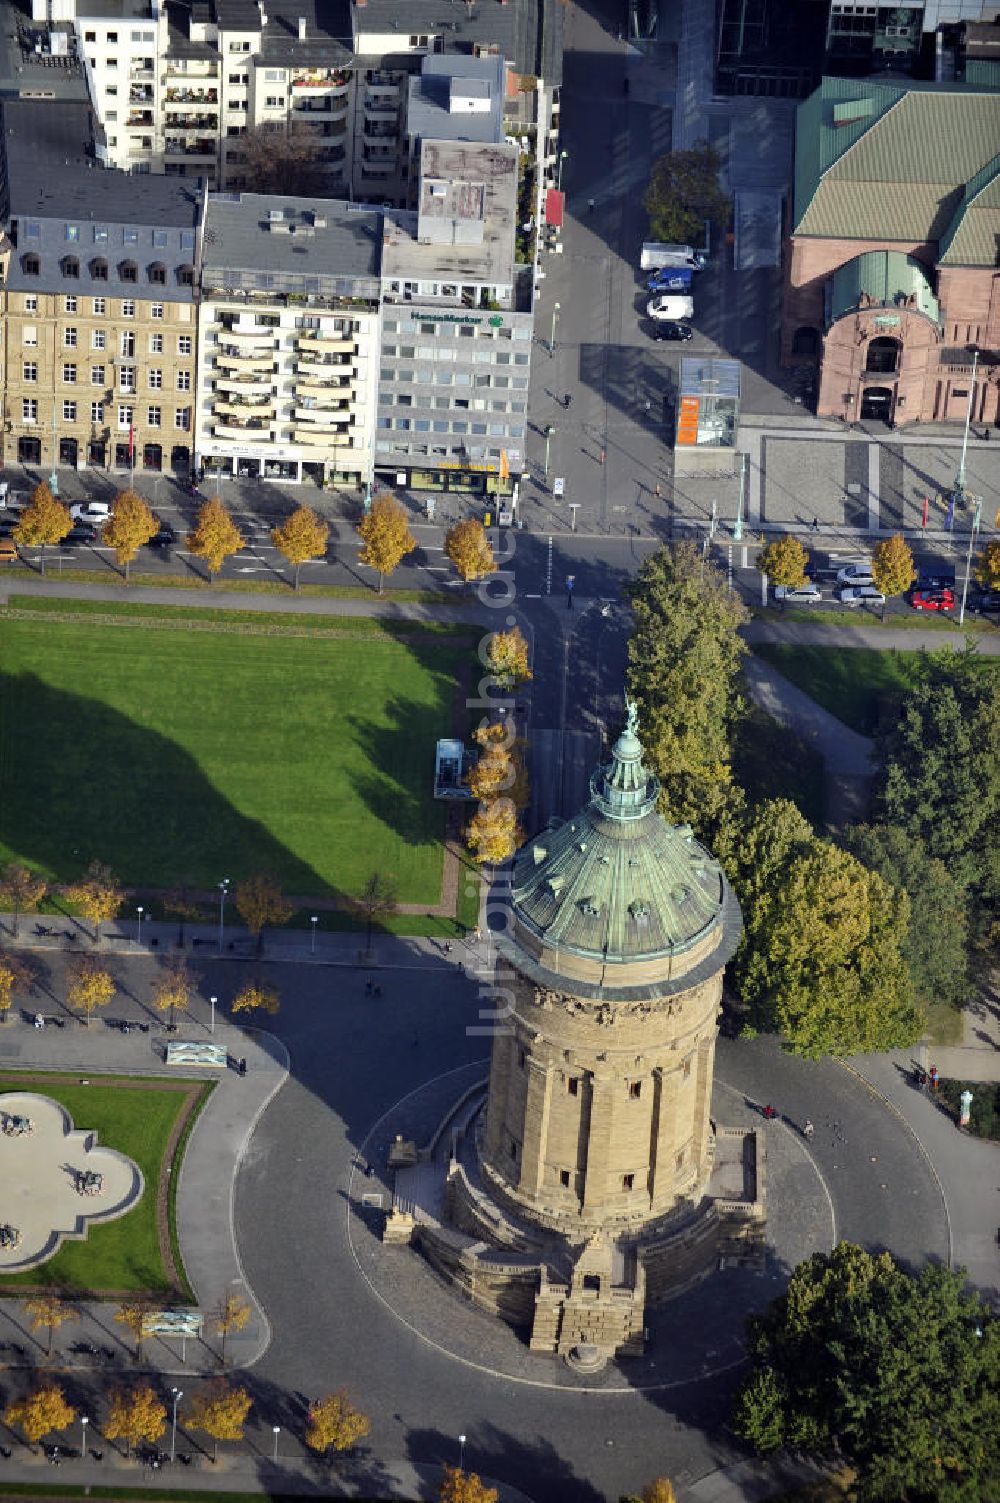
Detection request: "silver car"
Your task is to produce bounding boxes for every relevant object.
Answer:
[774,584,822,604]
[838,585,885,607]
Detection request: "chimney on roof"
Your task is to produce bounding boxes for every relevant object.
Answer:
[258,0,268,25]
[298,15,307,37]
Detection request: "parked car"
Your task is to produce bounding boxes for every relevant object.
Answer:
[839,585,886,607]
[646,294,694,322]
[0,537,17,563]
[649,320,693,342]
[63,521,98,546]
[145,515,176,549]
[966,588,1000,613]
[916,563,956,591]
[909,587,955,612]
[647,267,694,294]
[836,563,875,587]
[774,583,823,604]
[70,501,112,526]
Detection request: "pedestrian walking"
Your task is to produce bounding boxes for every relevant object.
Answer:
[564,392,572,409]
[802,1119,815,1140]
[811,517,819,532]
[599,448,606,465]
[762,1103,777,1120]
[443,941,452,955]
[472,924,483,942]
[588,198,595,213]
[929,1064,939,1091]
[364,978,373,996]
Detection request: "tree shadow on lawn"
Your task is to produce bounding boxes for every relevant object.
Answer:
[0,671,330,897]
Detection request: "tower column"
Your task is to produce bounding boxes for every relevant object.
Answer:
[648,1064,680,1212]
[582,1074,616,1214]
[519,1060,554,1196]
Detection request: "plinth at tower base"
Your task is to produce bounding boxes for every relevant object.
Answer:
[385,707,765,1367]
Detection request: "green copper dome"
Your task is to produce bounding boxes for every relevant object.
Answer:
[506,703,738,978]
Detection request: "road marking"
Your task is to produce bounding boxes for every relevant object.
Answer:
[545,535,553,594]
[524,592,542,598]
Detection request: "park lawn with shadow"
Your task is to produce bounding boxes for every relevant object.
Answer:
[0,606,468,903]
[0,1071,208,1296]
[751,644,928,735]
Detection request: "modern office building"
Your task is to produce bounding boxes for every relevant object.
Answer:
[0,100,200,475]
[195,193,382,485]
[376,138,532,496]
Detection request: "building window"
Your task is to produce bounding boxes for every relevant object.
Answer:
[123,228,138,245]
[177,336,192,356]
[147,405,161,427]
[93,297,106,315]
[91,259,109,281]
[64,224,80,242]
[120,259,138,282]
[92,330,107,351]
[92,366,106,386]
[64,295,79,314]
[120,367,136,393]
[63,262,80,282]
[91,402,104,423]
[622,1173,635,1191]
[62,363,77,384]
[149,334,164,354]
[149,369,162,389]
[121,332,135,357]
[176,370,191,391]
[265,95,282,108]
[63,400,77,422]
[64,328,78,348]
[22,325,37,346]
[177,265,194,286]
[24,296,38,312]
[149,265,166,287]
[567,1077,579,1096]
[22,399,37,422]
[93,227,108,244]
[22,362,37,382]
[559,1169,570,1187]
[629,1080,642,1099]
[22,254,40,276]
[118,405,133,429]
[175,407,191,431]
[121,299,136,318]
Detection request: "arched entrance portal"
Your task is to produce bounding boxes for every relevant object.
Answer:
[865,336,900,375]
[861,387,893,423]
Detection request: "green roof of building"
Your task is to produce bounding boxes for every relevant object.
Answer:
[793,78,1000,264]
[507,705,735,967]
[828,250,939,326]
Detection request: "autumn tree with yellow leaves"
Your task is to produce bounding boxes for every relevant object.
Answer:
[484,625,531,688]
[11,482,71,575]
[468,722,529,809]
[104,1383,166,1457]
[152,956,197,1030]
[231,979,281,1018]
[975,537,1000,590]
[67,955,116,1027]
[271,504,330,589]
[758,535,808,589]
[214,1294,251,1364]
[25,1295,78,1356]
[3,1382,76,1446]
[115,1301,155,1360]
[187,496,245,580]
[234,874,292,950]
[0,950,36,1024]
[101,489,159,581]
[465,799,524,866]
[445,519,495,583]
[357,493,416,594]
[438,1464,498,1503]
[0,862,48,940]
[304,1391,371,1455]
[65,860,123,944]
[871,533,916,606]
[186,1379,252,1461]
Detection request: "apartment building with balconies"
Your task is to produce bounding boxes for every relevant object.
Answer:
[0,100,199,475]
[195,193,381,484]
[376,139,533,496]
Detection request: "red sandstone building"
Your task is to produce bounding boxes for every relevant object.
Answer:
[783,77,1000,428]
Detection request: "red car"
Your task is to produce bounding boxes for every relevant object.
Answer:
[909,588,955,612]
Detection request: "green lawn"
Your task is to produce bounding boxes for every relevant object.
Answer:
[0,1072,203,1295]
[752,644,927,735]
[0,606,467,903]
[733,700,825,825]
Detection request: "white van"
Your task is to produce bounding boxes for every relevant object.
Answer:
[647,294,694,322]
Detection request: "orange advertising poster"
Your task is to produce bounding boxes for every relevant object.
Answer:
[676,395,700,446]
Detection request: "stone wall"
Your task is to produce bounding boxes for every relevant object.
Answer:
[416,1224,539,1328]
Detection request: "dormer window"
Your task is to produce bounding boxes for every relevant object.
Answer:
[62,256,80,278]
[22,254,40,276]
[148,262,166,285]
[119,260,138,282]
[91,258,109,280]
[177,264,194,286]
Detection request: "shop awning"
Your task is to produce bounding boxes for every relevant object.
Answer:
[544,188,564,228]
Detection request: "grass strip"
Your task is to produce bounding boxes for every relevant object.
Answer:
[165,1079,215,1301]
[12,566,453,604]
[752,604,994,633]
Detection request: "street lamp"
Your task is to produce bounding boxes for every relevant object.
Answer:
[733,451,747,542]
[218,877,230,952]
[136,905,144,947]
[310,915,318,955]
[549,301,560,355]
[458,1434,467,1471]
[952,348,980,510]
[170,1389,183,1465]
[209,994,217,1036]
[272,1425,281,1462]
[50,401,59,496]
[544,424,555,478]
[80,1415,88,1460]
[557,150,568,192]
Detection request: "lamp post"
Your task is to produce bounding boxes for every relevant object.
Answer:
[733,450,747,542]
[557,150,568,192]
[50,401,59,495]
[953,349,980,510]
[310,915,318,955]
[549,301,560,355]
[218,877,230,952]
[544,425,554,478]
[958,495,983,626]
[170,1389,183,1465]
[136,905,144,947]
[80,1415,88,1460]
[458,1434,467,1471]
[272,1425,280,1463]
[209,994,217,1035]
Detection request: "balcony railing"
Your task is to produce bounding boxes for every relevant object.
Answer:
[129,86,154,103]
[297,331,354,350]
[216,350,275,372]
[165,138,217,158]
[214,417,274,439]
[127,111,155,128]
[216,398,275,418]
[291,69,351,90]
[293,425,348,445]
[219,327,276,348]
[165,87,219,104]
[216,375,274,395]
[165,60,220,80]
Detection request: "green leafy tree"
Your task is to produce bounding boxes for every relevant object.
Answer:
[844,823,969,1014]
[626,541,748,831]
[187,496,245,580]
[271,504,330,589]
[644,141,730,245]
[12,482,71,575]
[871,532,916,604]
[101,489,158,581]
[357,493,416,594]
[875,650,1000,881]
[0,862,48,939]
[733,1242,1000,1502]
[758,536,808,589]
[974,537,1000,590]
